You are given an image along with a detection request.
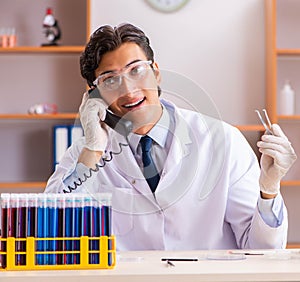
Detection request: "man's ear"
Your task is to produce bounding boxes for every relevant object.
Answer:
[152,61,161,84]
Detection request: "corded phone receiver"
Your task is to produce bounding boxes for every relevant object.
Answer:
[88,87,133,137]
[88,87,101,98]
[104,111,133,137]
[63,87,131,193]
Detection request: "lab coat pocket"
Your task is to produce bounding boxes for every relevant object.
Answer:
[105,185,134,236]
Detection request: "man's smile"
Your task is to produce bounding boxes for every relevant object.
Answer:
[122,97,146,109]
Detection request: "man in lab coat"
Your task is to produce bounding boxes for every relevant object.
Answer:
[45,23,297,250]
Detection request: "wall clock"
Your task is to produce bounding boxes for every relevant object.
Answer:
[145,0,190,13]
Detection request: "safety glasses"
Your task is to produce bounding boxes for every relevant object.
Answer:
[93,60,153,92]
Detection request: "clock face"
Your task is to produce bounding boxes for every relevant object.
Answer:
[145,0,189,13]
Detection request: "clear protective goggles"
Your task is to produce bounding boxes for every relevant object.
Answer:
[93,60,153,92]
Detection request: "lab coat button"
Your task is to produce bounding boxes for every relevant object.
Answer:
[131,179,136,185]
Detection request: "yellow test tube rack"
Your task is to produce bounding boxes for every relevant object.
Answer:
[0,236,116,270]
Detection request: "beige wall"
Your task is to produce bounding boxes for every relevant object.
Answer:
[90,0,265,125]
[90,0,300,244]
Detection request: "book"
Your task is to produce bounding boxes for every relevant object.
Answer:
[53,125,83,170]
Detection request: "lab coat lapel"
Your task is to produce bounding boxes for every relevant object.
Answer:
[155,107,194,208]
[105,132,156,197]
[161,107,192,173]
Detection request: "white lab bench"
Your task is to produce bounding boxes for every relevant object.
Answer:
[1,249,300,282]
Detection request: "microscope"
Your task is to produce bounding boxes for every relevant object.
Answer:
[41,8,61,46]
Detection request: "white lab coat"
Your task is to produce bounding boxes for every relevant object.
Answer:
[45,99,287,250]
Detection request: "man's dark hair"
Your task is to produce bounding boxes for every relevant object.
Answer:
[80,23,155,87]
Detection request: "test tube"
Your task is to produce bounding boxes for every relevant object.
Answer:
[73,194,83,264]
[0,193,10,269]
[16,194,28,265]
[91,194,100,264]
[64,194,74,264]
[98,193,112,266]
[57,193,65,265]
[48,194,58,265]
[27,193,37,238]
[36,194,48,265]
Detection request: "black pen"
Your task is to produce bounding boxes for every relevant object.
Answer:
[166,260,175,267]
[161,257,198,262]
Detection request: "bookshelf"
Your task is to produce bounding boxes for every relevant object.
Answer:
[0,0,89,191]
[0,46,84,53]
[265,0,300,245]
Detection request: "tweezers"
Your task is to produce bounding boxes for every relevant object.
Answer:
[255,109,273,135]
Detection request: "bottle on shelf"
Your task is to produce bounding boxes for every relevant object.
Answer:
[0,28,17,48]
[8,28,17,47]
[278,80,295,115]
[0,28,9,48]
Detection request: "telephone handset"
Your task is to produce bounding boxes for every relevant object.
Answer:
[63,87,131,193]
[88,87,133,137]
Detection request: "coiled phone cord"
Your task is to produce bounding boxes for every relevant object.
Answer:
[63,142,129,193]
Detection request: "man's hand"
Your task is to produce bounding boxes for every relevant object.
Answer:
[79,91,108,152]
[257,124,297,196]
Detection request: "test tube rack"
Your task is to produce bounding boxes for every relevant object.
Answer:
[0,235,116,270]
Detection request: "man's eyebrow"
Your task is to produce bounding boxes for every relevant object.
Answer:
[98,59,142,76]
[126,59,141,66]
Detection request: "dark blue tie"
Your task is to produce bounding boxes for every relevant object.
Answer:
[140,135,160,193]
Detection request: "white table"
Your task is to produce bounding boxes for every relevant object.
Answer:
[1,249,300,282]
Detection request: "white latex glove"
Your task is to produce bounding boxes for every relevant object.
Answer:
[257,124,297,195]
[79,91,109,152]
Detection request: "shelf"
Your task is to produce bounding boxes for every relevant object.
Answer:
[234,124,265,132]
[281,180,300,187]
[0,182,46,189]
[278,115,300,121]
[0,180,298,191]
[286,244,300,249]
[1,179,298,191]
[0,46,84,53]
[277,49,300,56]
[0,113,79,120]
